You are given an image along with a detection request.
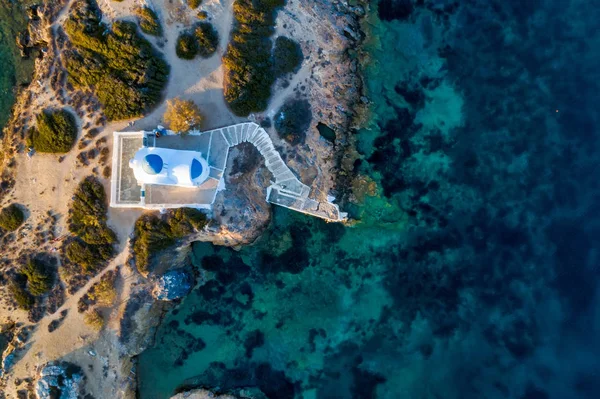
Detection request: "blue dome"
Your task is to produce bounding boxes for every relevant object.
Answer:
[191,158,203,180]
[142,154,163,175]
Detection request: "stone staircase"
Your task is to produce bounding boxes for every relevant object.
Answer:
[216,122,345,222]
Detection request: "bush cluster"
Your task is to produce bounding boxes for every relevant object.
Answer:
[135,6,162,36]
[22,258,54,296]
[64,0,169,120]
[29,109,77,153]
[272,36,303,77]
[9,257,55,310]
[175,32,197,60]
[223,0,285,116]
[64,176,116,273]
[0,204,25,231]
[133,208,208,275]
[175,22,219,59]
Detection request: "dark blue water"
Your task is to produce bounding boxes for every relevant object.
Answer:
[138,1,600,398]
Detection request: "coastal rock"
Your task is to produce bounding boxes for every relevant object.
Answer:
[170,387,268,399]
[35,362,84,399]
[153,270,194,301]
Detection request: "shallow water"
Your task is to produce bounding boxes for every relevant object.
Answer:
[138,1,600,398]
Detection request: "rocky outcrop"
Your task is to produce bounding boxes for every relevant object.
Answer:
[35,362,84,399]
[16,5,49,58]
[171,387,268,399]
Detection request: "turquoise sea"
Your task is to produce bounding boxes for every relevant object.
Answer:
[139,1,600,398]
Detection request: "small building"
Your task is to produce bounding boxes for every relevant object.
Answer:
[129,147,209,187]
[110,123,346,221]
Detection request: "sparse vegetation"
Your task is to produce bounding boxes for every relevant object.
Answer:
[132,208,208,275]
[223,0,285,116]
[175,32,197,59]
[0,204,25,231]
[21,258,54,296]
[194,22,219,57]
[135,6,162,36]
[164,98,203,133]
[29,109,77,153]
[64,0,169,120]
[84,308,104,331]
[274,99,312,144]
[272,36,303,77]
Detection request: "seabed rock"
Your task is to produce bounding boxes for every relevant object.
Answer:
[153,269,194,301]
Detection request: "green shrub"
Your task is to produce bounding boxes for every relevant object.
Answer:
[22,259,54,296]
[135,6,162,36]
[64,0,169,120]
[0,204,25,231]
[64,239,113,273]
[84,308,104,331]
[197,10,208,20]
[187,0,202,9]
[176,32,198,59]
[65,176,116,273]
[274,99,312,144]
[133,208,207,275]
[194,22,218,57]
[68,176,116,245]
[272,36,303,76]
[29,109,77,153]
[9,282,34,310]
[223,0,285,116]
[88,275,117,306]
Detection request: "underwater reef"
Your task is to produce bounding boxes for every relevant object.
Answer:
[138,1,600,399]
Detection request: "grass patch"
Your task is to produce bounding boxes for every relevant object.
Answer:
[28,108,77,153]
[0,203,24,231]
[135,6,162,36]
[223,0,285,116]
[272,36,303,77]
[132,208,207,275]
[64,0,169,120]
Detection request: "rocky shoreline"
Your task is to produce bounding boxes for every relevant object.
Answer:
[0,0,370,397]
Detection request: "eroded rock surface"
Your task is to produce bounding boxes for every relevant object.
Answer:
[35,362,84,399]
